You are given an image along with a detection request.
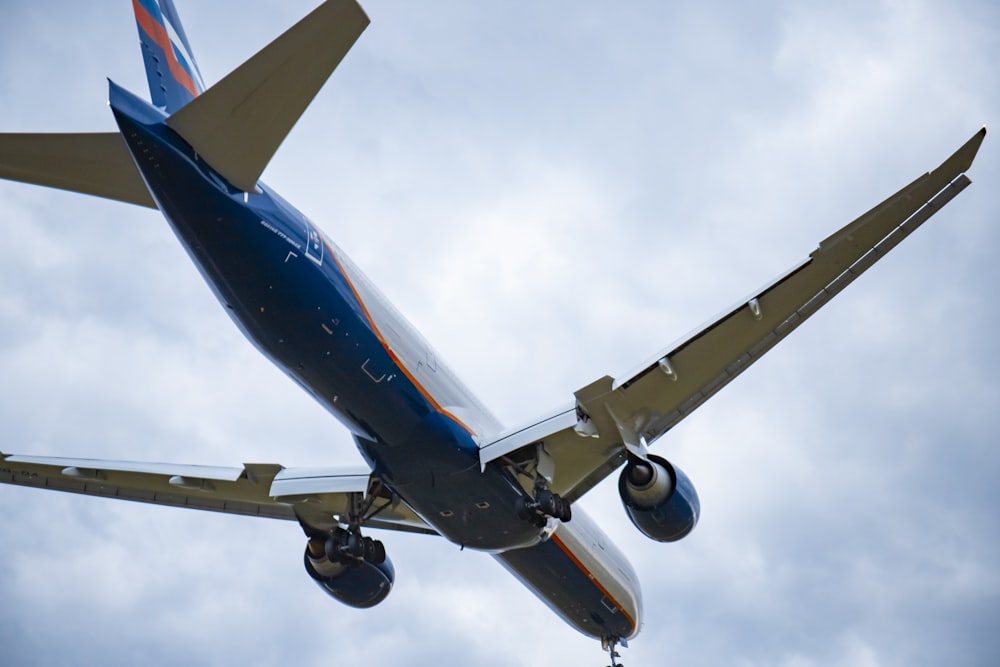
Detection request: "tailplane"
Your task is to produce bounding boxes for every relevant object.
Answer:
[133,0,206,113]
[166,0,369,192]
[0,132,156,208]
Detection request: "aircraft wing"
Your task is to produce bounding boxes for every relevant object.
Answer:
[0,452,435,536]
[480,128,986,504]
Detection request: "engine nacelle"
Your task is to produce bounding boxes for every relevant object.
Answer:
[618,454,700,542]
[304,539,395,608]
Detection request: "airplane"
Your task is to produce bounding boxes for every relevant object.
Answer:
[0,1,985,664]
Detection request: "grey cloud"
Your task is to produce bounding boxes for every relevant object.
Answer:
[1,1,997,666]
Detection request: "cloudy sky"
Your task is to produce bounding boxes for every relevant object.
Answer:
[1,1,998,665]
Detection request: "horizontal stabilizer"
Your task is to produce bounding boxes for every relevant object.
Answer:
[0,132,155,208]
[166,0,369,192]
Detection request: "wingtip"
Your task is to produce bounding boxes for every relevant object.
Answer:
[935,126,987,178]
[964,125,987,165]
[970,124,986,147]
[972,125,987,147]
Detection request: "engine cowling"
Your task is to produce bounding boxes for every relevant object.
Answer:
[618,454,700,542]
[304,539,395,608]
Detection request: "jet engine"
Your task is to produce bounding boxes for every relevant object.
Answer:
[618,454,700,542]
[303,534,395,608]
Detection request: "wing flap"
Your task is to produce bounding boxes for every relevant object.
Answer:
[0,132,155,208]
[271,467,435,535]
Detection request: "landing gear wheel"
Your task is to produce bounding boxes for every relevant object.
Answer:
[538,489,556,516]
[322,527,385,565]
[346,530,364,559]
[515,496,531,521]
[555,495,572,522]
[323,530,346,562]
[363,536,386,564]
[517,486,572,526]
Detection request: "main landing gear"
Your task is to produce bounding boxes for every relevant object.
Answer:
[515,480,572,527]
[322,525,386,565]
[304,489,388,567]
[602,636,625,667]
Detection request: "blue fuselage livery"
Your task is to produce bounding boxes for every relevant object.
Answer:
[109,80,640,640]
[0,1,984,663]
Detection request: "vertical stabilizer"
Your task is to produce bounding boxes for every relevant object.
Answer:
[133,0,205,112]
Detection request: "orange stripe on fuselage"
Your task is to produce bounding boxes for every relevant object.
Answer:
[550,532,636,634]
[325,240,631,631]
[326,244,477,438]
[132,0,200,99]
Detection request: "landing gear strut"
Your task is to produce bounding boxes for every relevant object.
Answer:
[515,480,572,526]
[601,636,625,667]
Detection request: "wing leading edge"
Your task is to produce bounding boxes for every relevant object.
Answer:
[0,452,434,536]
[481,127,986,504]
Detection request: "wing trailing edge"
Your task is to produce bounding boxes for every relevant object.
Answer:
[0,132,156,208]
[165,0,370,193]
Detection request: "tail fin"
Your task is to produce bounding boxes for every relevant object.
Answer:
[133,0,205,112]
